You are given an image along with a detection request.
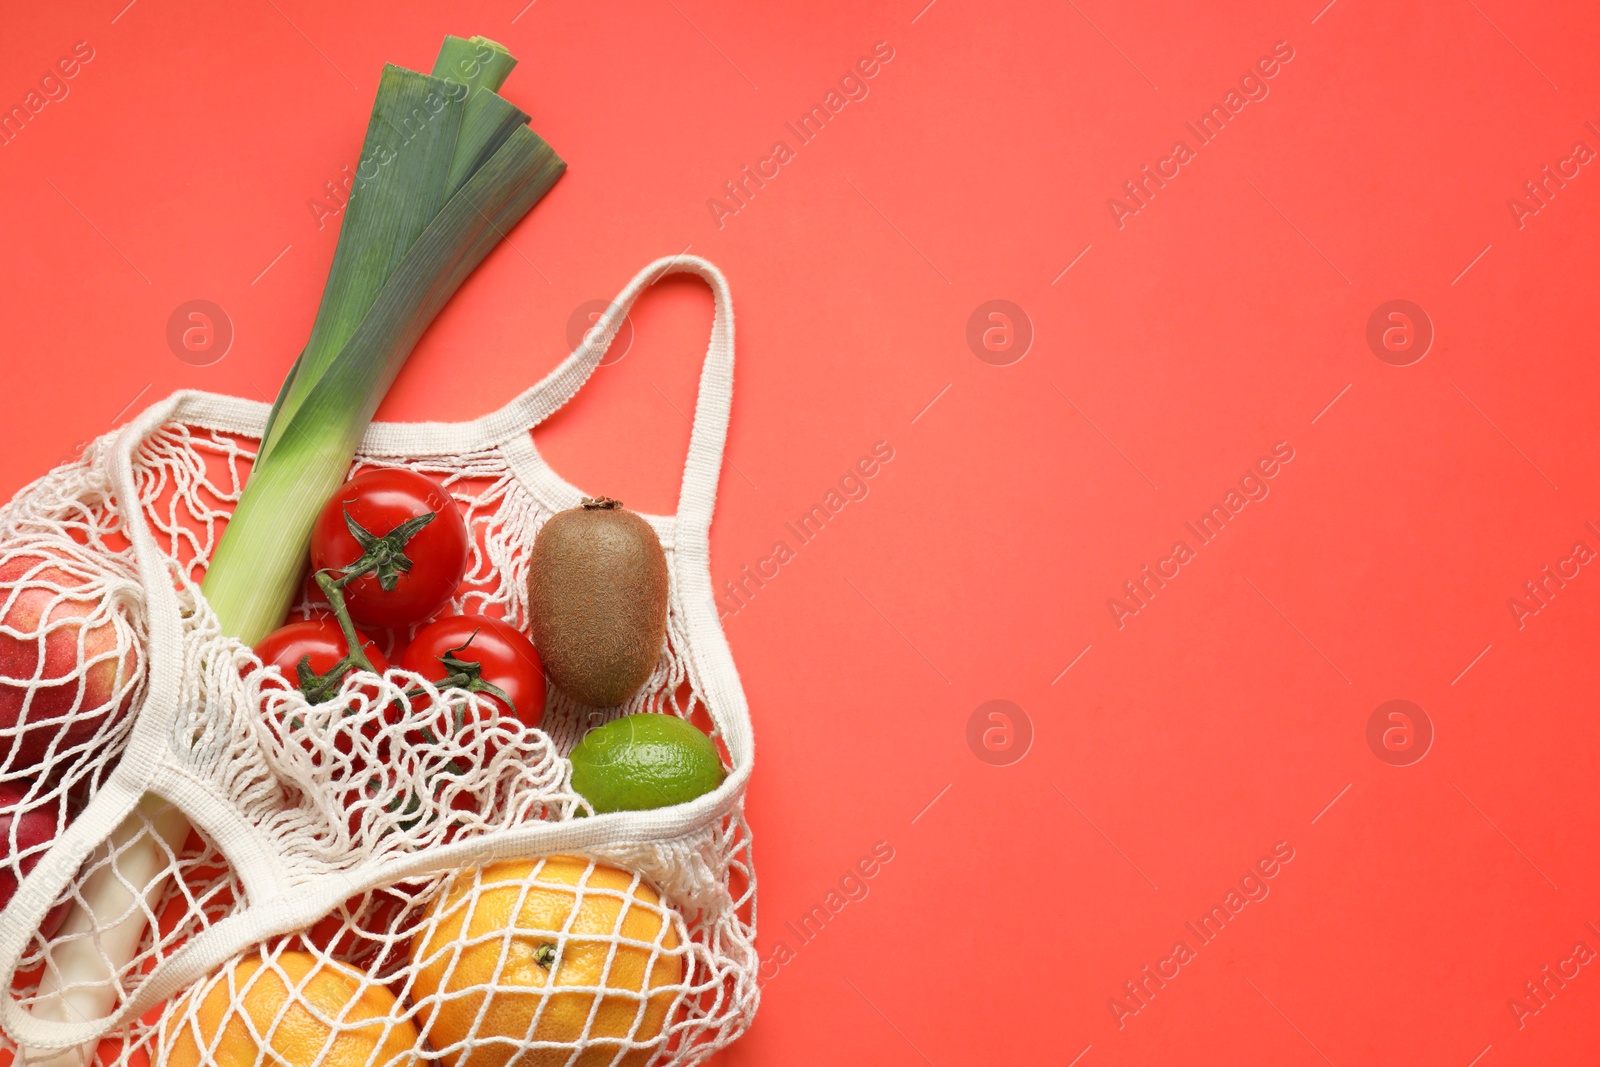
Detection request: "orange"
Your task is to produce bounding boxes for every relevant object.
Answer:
[163,950,418,1067]
[407,856,684,1067]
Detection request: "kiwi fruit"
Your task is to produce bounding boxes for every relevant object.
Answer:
[528,497,668,707]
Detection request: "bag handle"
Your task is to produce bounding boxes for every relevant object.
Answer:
[523,253,734,532]
[668,257,734,537]
[178,255,738,481]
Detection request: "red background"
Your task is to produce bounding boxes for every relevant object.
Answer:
[3,0,1600,1063]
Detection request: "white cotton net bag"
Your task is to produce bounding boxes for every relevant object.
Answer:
[0,254,757,1067]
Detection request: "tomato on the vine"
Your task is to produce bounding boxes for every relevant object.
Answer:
[393,615,544,823]
[398,615,546,730]
[255,619,402,833]
[309,469,470,629]
[255,619,389,701]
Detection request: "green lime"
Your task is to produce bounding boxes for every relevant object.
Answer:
[569,713,727,813]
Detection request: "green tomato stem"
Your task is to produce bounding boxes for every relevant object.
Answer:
[314,571,378,674]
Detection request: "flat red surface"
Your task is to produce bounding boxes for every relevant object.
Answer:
[4,1,1600,1063]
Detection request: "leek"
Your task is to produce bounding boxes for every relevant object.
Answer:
[24,36,563,1064]
[214,35,563,644]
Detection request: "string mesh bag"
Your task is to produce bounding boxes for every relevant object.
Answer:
[0,254,757,1067]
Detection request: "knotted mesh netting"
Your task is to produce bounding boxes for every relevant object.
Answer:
[0,385,757,1067]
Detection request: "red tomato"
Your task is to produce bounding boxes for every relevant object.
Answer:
[255,620,389,700]
[398,615,545,729]
[254,620,396,832]
[309,470,469,629]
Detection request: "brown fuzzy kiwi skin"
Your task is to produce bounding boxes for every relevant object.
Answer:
[528,498,669,708]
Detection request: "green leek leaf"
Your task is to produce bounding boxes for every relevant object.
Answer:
[204,40,565,645]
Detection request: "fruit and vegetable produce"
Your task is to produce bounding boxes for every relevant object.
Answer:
[569,713,726,814]
[162,951,419,1067]
[203,36,563,647]
[254,619,389,704]
[254,616,401,833]
[310,467,470,629]
[528,498,668,708]
[2,32,750,1067]
[0,548,137,771]
[408,856,683,1067]
[0,783,71,938]
[25,32,565,1060]
[399,614,545,728]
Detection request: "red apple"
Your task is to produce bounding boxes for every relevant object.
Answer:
[0,781,72,938]
[0,550,138,774]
